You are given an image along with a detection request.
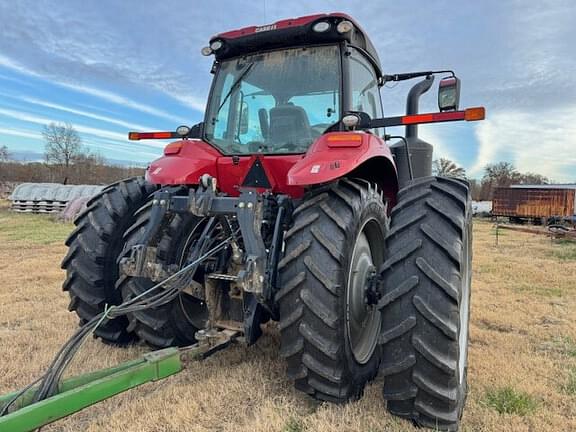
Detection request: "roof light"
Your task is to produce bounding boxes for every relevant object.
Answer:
[342,114,360,128]
[312,21,331,33]
[210,40,224,51]
[176,125,191,137]
[201,46,213,56]
[336,20,354,34]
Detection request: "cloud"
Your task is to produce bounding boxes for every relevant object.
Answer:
[0,54,190,125]
[0,106,132,142]
[19,96,155,131]
[0,127,41,140]
[471,107,576,182]
[58,81,192,124]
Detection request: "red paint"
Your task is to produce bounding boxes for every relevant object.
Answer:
[129,131,174,140]
[146,133,397,201]
[216,154,305,197]
[287,132,396,186]
[401,111,465,125]
[146,140,220,185]
[214,12,358,40]
[146,139,305,197]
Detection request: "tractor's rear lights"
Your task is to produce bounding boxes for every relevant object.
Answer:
[312,21,331,32]
[164,141,183,155]
[401,112,464,125]
[464,107,486,121]
[327,133,363,148]
[336,20,354,33]
[128,131,175,140]
[327,133,363,141]
[201,46,213,56]
[342,114,360,128]
[176,125,191,137]
[210,40,224,51]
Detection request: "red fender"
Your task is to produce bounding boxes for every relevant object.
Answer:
[145,140,220,185]
[145,134,397,203]
[287,132,397,187]
[145,140,305,197]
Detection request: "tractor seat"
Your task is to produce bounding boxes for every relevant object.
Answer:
[268,105,312,147]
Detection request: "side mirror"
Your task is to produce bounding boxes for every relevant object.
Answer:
[188,122,203,139]
[438,76,461,111]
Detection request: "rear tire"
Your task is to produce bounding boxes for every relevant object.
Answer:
[61,177,156,344]
[117,203,209,348]
[379,177,472,431]
[277,179,387,402]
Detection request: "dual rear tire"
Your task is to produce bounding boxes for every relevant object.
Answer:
[278,176,472,431]
[379,177,472,431]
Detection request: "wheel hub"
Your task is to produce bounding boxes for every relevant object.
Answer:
[347,225,382,365]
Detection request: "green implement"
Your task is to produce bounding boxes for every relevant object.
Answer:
[0,329,238,432]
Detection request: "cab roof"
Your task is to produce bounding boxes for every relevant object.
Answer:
[208,13,382,77]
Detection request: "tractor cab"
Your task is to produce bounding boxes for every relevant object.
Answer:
[201,13,383,155]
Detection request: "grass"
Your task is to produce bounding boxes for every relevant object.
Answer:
[0,203,72,245]
[483,387,538,416]
[539,336,576,357]
[551,239,576,261]
[562,366,576,395]
[0,216,575,431]
[283,418,304,432]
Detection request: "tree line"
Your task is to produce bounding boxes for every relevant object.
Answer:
[433,158,552,201]
[0,123,144,185]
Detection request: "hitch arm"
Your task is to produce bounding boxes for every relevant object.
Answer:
[0,330,238,432]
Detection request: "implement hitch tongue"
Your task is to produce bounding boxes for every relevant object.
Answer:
[0,329,239,432]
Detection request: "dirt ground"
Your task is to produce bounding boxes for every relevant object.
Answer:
[1,202,575,431]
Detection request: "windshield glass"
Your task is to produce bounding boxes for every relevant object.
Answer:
[204,45,341,154]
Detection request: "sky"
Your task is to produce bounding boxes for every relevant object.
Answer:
[0,0,574,180]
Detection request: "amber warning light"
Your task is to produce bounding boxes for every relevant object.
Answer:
[128,131,179,140]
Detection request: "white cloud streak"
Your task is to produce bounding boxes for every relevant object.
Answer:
[0,106,168,156]
[19,96,154,131]
[472,107,576,182]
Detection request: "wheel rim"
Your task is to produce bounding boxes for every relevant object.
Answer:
[176,219,218,329]
[458,220,472,384]
[347,219,383,364]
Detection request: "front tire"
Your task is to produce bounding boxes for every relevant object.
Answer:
[379,177,472,431]
[277,179,387,402]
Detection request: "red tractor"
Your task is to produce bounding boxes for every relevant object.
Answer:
[62,13,484,431]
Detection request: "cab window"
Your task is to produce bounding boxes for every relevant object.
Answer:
[349,47,383,135]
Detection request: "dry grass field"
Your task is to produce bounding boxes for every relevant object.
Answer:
[1,200,575,431]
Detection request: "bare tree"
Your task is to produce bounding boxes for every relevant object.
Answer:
[433,158,467,179]
[0,145,10,161]
[518,172,548,185]
[43,122,82,168]
[482,162,521,188]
